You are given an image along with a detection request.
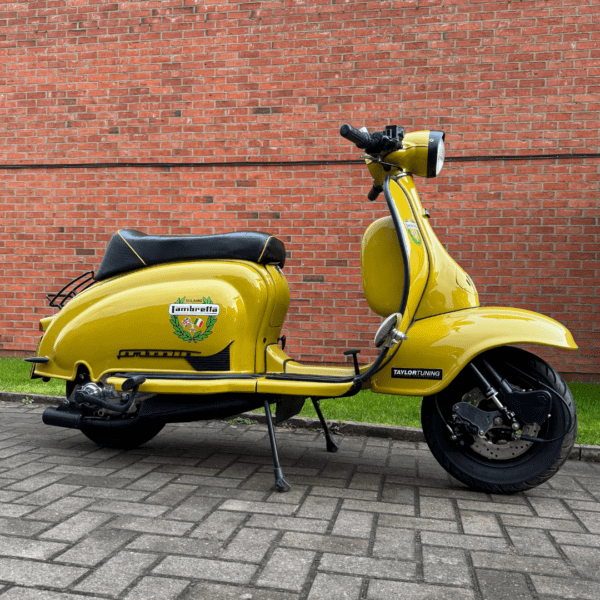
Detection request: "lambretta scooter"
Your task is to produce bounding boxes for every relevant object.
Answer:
[28,124,578,494]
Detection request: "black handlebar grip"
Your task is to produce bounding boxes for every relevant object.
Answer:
[340,124,372,149]
[367,185,382,201]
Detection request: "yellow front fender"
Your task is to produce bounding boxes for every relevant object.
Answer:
[371,307,577,397]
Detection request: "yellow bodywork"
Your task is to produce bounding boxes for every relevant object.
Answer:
[32,129,577,401]
[34,261,291,388]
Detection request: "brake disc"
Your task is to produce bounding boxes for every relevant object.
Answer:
[462,388,540,460]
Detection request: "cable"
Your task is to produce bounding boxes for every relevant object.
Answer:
[1,153,599,170]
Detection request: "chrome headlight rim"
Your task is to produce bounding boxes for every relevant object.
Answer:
[427,131,446,178]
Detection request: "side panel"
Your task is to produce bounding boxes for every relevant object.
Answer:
[371,307,577,397]
[35,260,277,382]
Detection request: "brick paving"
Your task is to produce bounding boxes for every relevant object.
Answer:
[0,403,598,599]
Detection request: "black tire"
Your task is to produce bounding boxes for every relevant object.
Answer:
[80,420,165,450]
[421,346,577,494]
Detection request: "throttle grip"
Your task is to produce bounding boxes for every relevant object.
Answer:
[340,124,372,149]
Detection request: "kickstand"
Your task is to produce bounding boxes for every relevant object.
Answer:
[263,400,291,493]
[311,398,339,453]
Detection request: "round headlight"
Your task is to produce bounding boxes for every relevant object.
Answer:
[427,131,446,178]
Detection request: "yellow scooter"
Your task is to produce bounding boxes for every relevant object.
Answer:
[28,124,577,494]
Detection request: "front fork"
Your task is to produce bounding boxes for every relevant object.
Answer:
[448,359,553,445]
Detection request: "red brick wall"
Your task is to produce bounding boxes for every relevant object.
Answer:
[1,0,598,376]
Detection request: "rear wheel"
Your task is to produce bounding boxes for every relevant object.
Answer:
[66,375,165,449]
[421,347,577,494]
[80,420,165,450]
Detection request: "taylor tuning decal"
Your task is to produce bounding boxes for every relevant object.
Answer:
[169,297,219,343]
[404,219,422,245]
[392,368,443,380]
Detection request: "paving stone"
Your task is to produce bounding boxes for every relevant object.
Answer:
[331,509,373,538]
[500,514,583,533]
[506,527,560,557]
[144,483,195,506]
[565,500,600,513]
[419,496,455,519]
[177,475,242,488]
[108,463,158,480]
[257,548,316,591]
[310,487,378,500]
[0,534,66,559]
[220,499,297,515]
[560,545,600,580]
[23,496,94,522]
[476,569,534,600]
[296,496,338,520]
[573,510,600,534]
[378,514,458,533]
[472,550,570,576]
[75,551,157,595]
[87,499,169,517]
[421,531,510,552]
[527,498,573,520]
[109,515,194,535]
[320,553,417,580]
[14,483,81,506]
[368,580,475,599]
[0,589,104,600]
[40,510,113,542]
[182,581,298,599]
[281,532,369,556]
[551,531,600,548]
[348,472,382,491]
[380,482,416,505]
[423,546,470,586]
[154,555,256,584]
[456,499,533,516]
[247,515,329,533]
[0,517,48,537]
[372,527,416,561]
[460,510,504,537]
[190,511,247,540]
[126,472,179,491]
[167,495,221,521]
[0,503,35,517]
[531,576,600,599]
[72,486,149,502]
[5,473,68,493]
[221,527,278,563]
[126,533,222,557]
[124,575,190,600]
[0,558,87,588]
[55,529,136,566]
[307,572,363,600]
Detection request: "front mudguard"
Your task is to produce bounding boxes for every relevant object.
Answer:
[371,307,577,396]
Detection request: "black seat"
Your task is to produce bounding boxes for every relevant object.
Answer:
[95,229,286,281]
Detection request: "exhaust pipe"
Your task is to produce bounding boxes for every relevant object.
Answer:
[42,407,83,429]
[42,406,146,430]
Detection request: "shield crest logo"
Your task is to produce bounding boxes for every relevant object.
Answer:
[169,297,219,343]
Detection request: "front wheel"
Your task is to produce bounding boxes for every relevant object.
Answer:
[421,347,577,494]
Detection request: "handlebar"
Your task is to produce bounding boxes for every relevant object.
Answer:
[341,123,404,201]
[339,124,373,149]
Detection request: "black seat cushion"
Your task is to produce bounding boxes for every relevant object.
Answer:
[95,229,286,281]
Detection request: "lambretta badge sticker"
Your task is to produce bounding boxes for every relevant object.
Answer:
[169,297,219,343]
[392,368,443,380]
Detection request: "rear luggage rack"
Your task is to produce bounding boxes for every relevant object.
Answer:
[46,271,95,309]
